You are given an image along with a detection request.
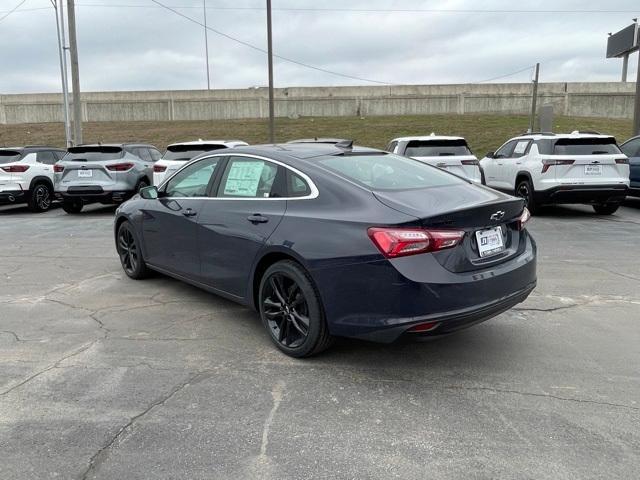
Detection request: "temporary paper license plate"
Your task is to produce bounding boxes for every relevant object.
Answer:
[77,169,93,178]
[584,165,602,175]
[475,226,504,258]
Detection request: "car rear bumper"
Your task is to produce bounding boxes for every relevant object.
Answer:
[56,186,136,204]
[311,235,537,343]
[535,184,628,204]
[0,188,25,204]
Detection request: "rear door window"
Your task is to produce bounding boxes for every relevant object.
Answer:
[318,153,464,191]
[218,157,284,198]
[553,138,622,155]
[511,140,531,158]
[404,140,472,157]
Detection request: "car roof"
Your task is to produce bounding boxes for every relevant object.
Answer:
[166,140,248,148]
[286,138,349,144]
[227,143,383,160]
[621,135,640,145]
[509,132,616,142]
[0,146,64,151]
[75,143,157,149]
[391,135,466,142]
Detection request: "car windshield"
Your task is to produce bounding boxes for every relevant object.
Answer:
[0,150,22,164]
[404,140,472,157]
[318,153,465,190]
[63,146,124,162]
[553,138,621,155]
[163,144,227,161]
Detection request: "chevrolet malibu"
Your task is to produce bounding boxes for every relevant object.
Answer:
[114,142,537,357]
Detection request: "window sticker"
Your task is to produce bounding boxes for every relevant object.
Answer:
[513,141,528,155]
[223,161,265,197]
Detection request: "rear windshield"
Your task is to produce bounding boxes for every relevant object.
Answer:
[0,150,22,164]
[552,138,621,155]
[318,153,465,191]
[163,144,227,161]
[63,146,123,162]
[404,140,471,157]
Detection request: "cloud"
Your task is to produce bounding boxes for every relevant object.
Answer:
[0,0,638,93]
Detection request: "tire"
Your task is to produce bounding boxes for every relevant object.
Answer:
[515,179,538,214]
[593,203,620,215]
[116,221,149,279]
[62,199,83,214]
[27,183,53,212]
[259,260,333,358]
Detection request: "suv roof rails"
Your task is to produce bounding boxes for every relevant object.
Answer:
[570,130,602,135]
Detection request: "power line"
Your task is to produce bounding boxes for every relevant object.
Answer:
[0,0,28,23]
[149,0,394,85]
[7,4,639,15]
[470,65,536,84]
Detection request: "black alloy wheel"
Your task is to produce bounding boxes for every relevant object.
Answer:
[28,184,52,212]
[516,179,538,214]
[117,222,148,279]
[259,261,333,357]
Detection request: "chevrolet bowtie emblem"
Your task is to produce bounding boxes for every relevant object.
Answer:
[490,210,505,221]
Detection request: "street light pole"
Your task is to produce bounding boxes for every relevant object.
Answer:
[528,63,540,133]
[51,0,72,147]
[266,0,275,143]
[67,0,83,145]
[203,0,211,90]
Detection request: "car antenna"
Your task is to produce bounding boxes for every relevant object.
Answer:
[335,139,354,150]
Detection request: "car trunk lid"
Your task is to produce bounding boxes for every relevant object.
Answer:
[373,184,527,272]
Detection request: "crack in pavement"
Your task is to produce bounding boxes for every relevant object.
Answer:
[0,340,98,397]
[78,370,212,480]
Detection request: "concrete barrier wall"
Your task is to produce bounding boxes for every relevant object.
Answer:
[0,82,635,124]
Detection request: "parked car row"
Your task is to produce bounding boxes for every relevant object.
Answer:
[1,131,637,215]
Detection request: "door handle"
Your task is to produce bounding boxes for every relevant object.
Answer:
[182,208,197,217]
[247,214,268,224]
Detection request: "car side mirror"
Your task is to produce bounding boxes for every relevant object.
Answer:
[139,185,158,200]
[486,151,495,159]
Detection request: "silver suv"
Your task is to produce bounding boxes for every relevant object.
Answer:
[54,143,160,214]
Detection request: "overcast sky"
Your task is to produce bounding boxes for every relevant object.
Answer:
[0,0,639,93]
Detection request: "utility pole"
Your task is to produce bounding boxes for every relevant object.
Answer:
[634,56,640,135]
[266,0,275,143]
[51,0,72,147]
[203,0,211,89]
[528,63,540,133]
[621,53,629,81]
[67,0,83,145]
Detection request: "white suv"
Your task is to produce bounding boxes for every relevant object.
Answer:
[153,140,248,185]
[480,132,629,214]
[386,135,482,183]
[0,146,67,212]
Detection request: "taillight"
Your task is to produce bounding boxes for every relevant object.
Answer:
[407,321,440,333]
[461,159,480,166]
[106,162,134,172]
[541,159,574,173]
[615,158,629,164]
[367,227,464,258]
[53,164,64,173]
[516,207,531,231]
[153,164,167,172]
[1,165,30,173]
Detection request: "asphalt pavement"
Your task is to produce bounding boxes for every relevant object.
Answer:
[1,200,639,479]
